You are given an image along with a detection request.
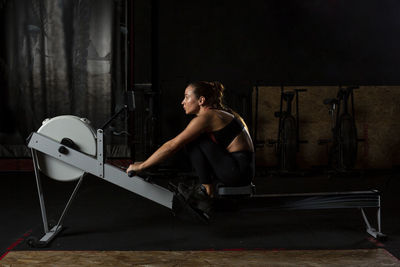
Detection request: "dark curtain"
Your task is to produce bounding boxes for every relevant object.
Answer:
[0,0,128,157]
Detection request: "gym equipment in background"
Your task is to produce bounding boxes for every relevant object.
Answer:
[319,86,363,172]
[269,86,308,172]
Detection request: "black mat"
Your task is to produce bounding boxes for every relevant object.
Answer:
[1,171,399,257]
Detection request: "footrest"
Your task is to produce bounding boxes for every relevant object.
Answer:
[216,183,256,197]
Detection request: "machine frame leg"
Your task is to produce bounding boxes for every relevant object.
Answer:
[360,204,386,240]
[30,149,84,246]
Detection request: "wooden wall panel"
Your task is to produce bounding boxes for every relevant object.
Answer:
[253,86,400,169]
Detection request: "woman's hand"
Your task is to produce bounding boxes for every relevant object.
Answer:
[126,162,144,174]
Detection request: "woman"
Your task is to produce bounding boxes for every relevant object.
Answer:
[126,81,254,213]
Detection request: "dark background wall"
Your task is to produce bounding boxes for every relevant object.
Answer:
[132,0,400,166]
[135,0,400,86]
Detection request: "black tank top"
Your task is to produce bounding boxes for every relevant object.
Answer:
[209,117,244,148]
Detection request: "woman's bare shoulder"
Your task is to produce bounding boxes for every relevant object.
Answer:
[188,111,213,128]
[197,109,217,120]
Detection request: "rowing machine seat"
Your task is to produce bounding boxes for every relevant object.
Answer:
[215,183,256,197]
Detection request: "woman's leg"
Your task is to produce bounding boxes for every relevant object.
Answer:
[186,137,215,185]
[182,136,253,215]
[186,135,251,186]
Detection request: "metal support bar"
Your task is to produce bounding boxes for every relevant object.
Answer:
[97,129,104,178]
[360,208,372,231]
[38,175,83,244]
[360,206,386,240]
[100,105,127,130]
[31,149,49,233]
[103,164,174,209]
[31,146,86,245]
[56,174,84,228]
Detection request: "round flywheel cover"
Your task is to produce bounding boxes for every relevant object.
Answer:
[36,115,97,182]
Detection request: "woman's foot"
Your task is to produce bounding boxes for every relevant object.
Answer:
[177,183,214,215]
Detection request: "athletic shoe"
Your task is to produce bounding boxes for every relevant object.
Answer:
[178,183,214,215]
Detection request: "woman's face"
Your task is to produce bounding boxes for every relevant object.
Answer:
[182,85,201,115]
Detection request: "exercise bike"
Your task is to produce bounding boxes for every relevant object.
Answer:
[269,86,307,172]
[319,86,362,172]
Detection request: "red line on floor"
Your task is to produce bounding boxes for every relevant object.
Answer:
[6,238,24,251]
[0,230,32,261]
[383,248,400,261]
[367,236,385,247]
[0,251,10,261]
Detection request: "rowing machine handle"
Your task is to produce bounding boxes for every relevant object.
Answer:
[127,170,136,177]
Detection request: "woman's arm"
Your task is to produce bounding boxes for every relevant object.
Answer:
[127,115,209,173]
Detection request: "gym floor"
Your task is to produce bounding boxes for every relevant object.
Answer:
[1,168,399,266]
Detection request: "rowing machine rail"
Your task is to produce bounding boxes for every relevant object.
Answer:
[240,191,386,240]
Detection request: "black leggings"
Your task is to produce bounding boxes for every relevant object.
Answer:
[186,135,254,186]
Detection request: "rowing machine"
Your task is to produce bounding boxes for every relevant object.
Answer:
[26,114,176,247]
[26,114,386,247]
